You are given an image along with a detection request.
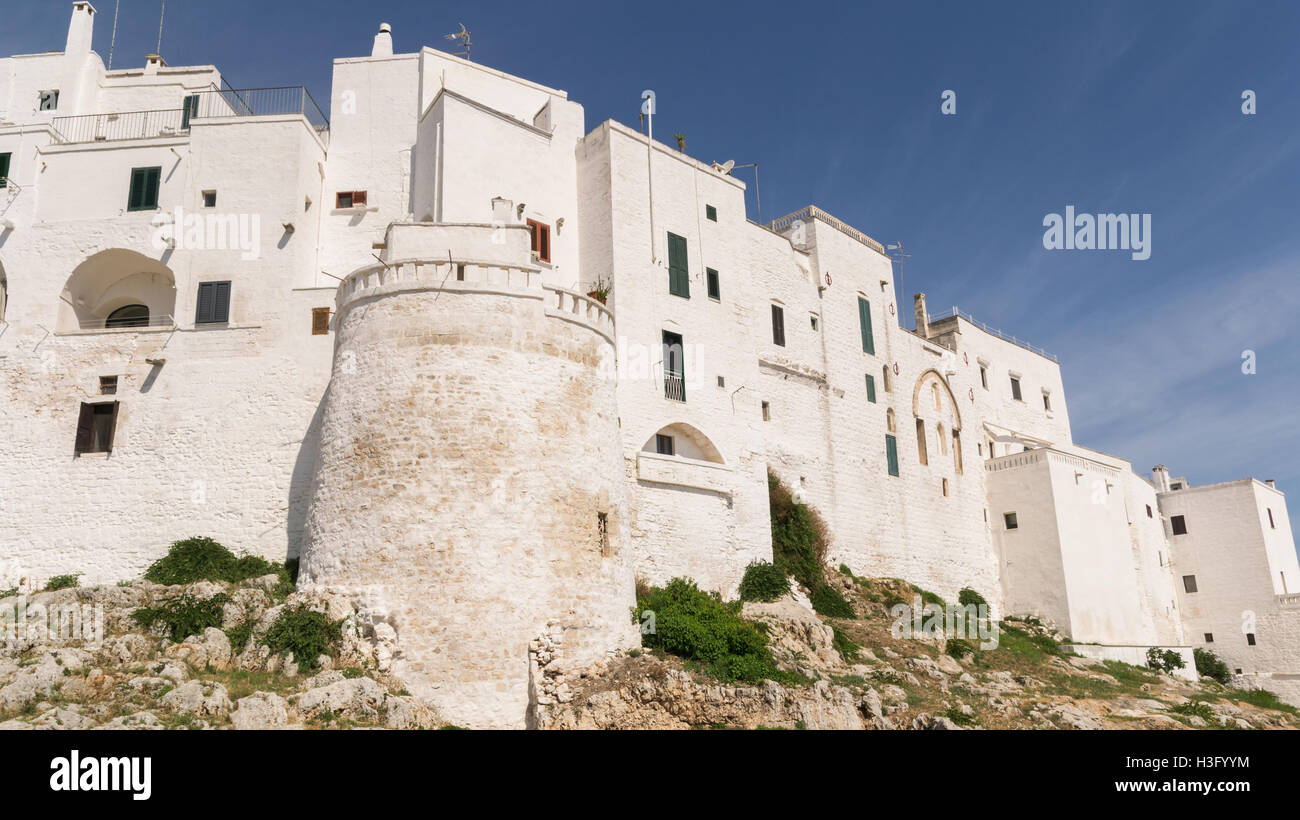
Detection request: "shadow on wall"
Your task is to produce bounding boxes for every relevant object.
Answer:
[286,393,327,562]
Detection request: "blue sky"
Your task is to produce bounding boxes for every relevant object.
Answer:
[7,1,1300,522]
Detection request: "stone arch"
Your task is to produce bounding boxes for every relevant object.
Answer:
[640,421,725,464]
[911,368,962,430]
[57,249,176,331]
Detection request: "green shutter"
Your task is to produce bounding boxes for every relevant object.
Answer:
[706,204,717,222]
[865,374,876,403]
[667,232,689,298]
[128,166,161,211]
[706,268,720,300]
[858,297,875,354]
[196,281,232,324]
[886,434,899,476]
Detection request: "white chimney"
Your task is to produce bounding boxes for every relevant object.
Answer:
[491,197,513,224]
[1265,479,1276,489]
[1152,465,1171,493]
[372,23,393,57]
[914,292,929,339]
[144,53,166,76]
[65,2,96,55]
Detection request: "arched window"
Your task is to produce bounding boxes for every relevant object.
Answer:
[937,422,948,455]
[932,382,941,411]
[953,430,963,474]
[882,365,892,393]
[886,408,897,433]
[105,304,149,328]
[916,418,928,465]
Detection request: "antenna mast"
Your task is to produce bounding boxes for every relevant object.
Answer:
[108,0,120,69]
[156,0,167,56]
[444,24,472,60]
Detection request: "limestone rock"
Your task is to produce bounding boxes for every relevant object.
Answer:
[160,680,232,715]
[296,677,386,720]
[231,692,290,730]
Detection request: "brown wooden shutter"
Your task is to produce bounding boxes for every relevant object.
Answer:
[312,308,331,335]
[102,402,120,452]
[74,403,95,453]
[352,190,367,206]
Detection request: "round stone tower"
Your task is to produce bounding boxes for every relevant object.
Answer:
[300,222,637,729]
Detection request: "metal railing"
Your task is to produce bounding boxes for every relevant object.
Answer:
[664,372,686,402]
[767,205,886,254]
[193,86,329,131]
[75,314,175,331]
[928,306,1059,363]
[50,87,329,145]
[52,108,189,144]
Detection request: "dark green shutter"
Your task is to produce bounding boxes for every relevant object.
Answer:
[196,281,231,324]
[182,94,199,129]
[128,166,161,211]
[706,204,717,222]
[667,233,689,297]
[858,297,875,354]
[771,305,785,346]
[706,268,720,300]
[865,374,876,403]
[886,434,899,477]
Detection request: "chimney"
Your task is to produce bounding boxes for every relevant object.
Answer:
[1265,479,1276,489]
[490,197,513,224]
[1152,465,1171,493]
[914,292,929,338]
[143,53,166,76]
[65,2,96,55]
[372,23,394,57]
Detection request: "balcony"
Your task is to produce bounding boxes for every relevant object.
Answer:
[664,372,685,402]
[51,86,329,145]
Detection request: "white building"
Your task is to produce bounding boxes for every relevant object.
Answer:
[1,6,1296,725]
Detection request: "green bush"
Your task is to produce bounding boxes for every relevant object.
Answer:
[1194,648,1231,684]
[738,561,790,603]
[132,594,231,642]
[143,537,296,592]
[831,625,861,663]
[1170,700,1216,722]
[810,584,855,618]
[768,472,828,591]
[634,578,790,684]
[224,623,253,654]
[945,638,975,659]
[45,574,80,591]
[957,587,987,609]
[1146,647,1186,674]
[263,606,342,671]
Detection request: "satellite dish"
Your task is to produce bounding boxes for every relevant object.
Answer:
[713,159,735,175]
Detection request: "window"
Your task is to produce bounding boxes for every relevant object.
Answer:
[655,434,675,456]
[915,418,928,465]
[335,190,368,209]
[810,315,818,331]
[456,263,466,281]
[1010,376,1022,401]
[857,297,875,354]
[1146,504,1153,518]
[865,374,876,403]
[127,166,162,211]
[202,190,217,208]
[0,152,10,188]
[706,268,720,300]
[667,232,689,298]
[181,94,200,129]
[1171,482,1183,490]
[598,512,610,557]
[942,478,949,497]
[761,401,771,421]
[663,330,684,401]
[979,364,988,389]
[527,219,551,263]
[886,434,899,477]
[937,423,948,455]
[311,308,331,335]
[1182,575,1198,593]
[195,281,231,324]
[1204,633,1214,643]
[74,402,118,454]
[886,408,896,433]
[1268,508,1275,529]
[705,204,717,222]
[932,382,941,411]
[1246,633,1256,646]
[882,365,891,393]
[1004,512,1018,530]
[771,304,786,346]
[99,376,118,395]
[105,304,149,328]
[953,430,963,474]
[39,90,59,111]
[1042,391,1052,411]
[1171,514,1187,535]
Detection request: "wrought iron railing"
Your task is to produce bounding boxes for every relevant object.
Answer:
[76,314,175,331]
[50,87,329,145]
[664,372,686,402]
[928,306,1059,363]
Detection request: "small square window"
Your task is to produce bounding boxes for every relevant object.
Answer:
[1246,633,1256,646]
[1004,512,1018,530]
[311,307,331,335]
[1204,633,1214,643]
[202,190,217,208]
[705,204,717,222]
[99,376,118,395]
[1182,575,1197,593]
[655,434,674,456]
[761,401,771,421]
[336,190,368,209]
[1171,514,1187,535]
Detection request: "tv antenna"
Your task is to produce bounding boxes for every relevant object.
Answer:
[444,24,472,60]
[156,0,168,56]
[885,242,911,325]
[108,0,120,69]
